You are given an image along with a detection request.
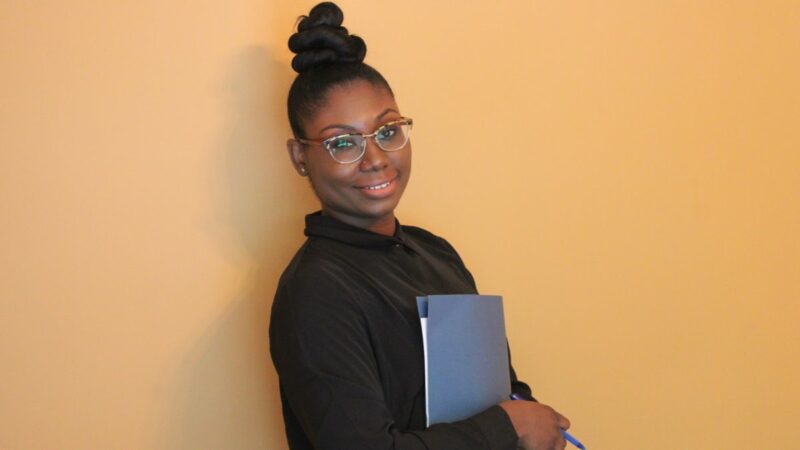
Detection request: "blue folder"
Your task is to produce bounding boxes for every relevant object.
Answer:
[416,294,511,426]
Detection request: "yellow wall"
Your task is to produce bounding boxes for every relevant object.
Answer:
[1,1,798,449]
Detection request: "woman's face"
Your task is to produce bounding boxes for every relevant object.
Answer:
[287,80,411,235]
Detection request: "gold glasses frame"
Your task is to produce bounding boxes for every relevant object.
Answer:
[296,117,413,164]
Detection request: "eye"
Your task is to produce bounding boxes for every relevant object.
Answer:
[328,136,356,151]
[376,124,399,141]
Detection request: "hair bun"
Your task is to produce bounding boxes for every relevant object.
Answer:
[288,2,367,73]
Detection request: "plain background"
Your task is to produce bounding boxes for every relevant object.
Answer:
[1,1,798,449]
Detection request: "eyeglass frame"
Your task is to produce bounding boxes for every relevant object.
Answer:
[295,117,413,164]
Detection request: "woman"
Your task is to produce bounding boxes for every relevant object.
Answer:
[269,3,571,449]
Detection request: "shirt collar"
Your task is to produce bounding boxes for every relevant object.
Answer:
[304,211,412,249]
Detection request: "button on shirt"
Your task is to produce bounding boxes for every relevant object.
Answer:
[270,212,533,450]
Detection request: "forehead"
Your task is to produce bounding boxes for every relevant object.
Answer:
[307,80,399,136]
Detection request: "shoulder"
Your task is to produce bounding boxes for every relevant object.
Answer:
[401,224,467,264]
[270,238,372,357]
[401,224,478,289]
[402,224,459,253]
[272,238,366,321]
[278,238,353,287]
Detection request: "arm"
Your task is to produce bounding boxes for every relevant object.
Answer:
[270,274,519,450]
[427,233,571,450]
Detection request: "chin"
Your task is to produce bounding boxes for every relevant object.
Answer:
[362,202,400,221]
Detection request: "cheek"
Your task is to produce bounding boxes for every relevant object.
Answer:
[307,150,349,180]
[309,164,357,194]
[394,148,412,174]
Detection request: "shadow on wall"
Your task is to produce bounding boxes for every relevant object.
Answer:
[157,45,316,450]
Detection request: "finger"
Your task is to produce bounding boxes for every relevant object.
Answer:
[557,431,567,450]
[556,413,571,430]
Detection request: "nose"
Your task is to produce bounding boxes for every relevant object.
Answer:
[359,136,389,172]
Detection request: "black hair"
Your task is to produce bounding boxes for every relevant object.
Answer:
[287,2,394,138]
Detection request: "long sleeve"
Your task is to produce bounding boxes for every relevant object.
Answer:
[270,215,531,449]
[270,270,519,450]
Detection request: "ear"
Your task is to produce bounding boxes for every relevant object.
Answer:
[287,138,308,177]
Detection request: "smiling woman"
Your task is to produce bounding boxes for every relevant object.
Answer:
[268,2,570,450]
[286,81,412,236]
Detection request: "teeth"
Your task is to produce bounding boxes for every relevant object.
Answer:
[366,181,390,190]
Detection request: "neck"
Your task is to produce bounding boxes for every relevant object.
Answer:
[367,216,397,236]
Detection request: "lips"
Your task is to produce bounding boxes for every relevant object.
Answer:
[355,175,399,198]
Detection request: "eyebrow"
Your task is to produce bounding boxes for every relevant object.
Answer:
[318,108,400,135]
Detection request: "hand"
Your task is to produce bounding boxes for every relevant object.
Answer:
[499,400,570,450]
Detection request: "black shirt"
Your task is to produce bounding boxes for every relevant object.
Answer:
[270,212,532,449]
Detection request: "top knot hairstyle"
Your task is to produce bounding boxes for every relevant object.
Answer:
[288,2,365,73]
[287,2,393,138]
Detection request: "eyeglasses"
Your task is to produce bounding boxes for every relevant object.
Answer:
[297,117,413,164]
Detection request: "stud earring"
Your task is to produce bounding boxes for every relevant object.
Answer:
[299,165,307,175]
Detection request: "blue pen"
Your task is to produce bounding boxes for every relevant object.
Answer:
[561,430,585,450]
[510,393,586,450]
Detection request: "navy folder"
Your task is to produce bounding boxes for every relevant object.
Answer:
[416,294,511,426]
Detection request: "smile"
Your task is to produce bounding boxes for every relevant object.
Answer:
[365,181,391,190]
[357,176,396,190]
[355,176,399,198]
